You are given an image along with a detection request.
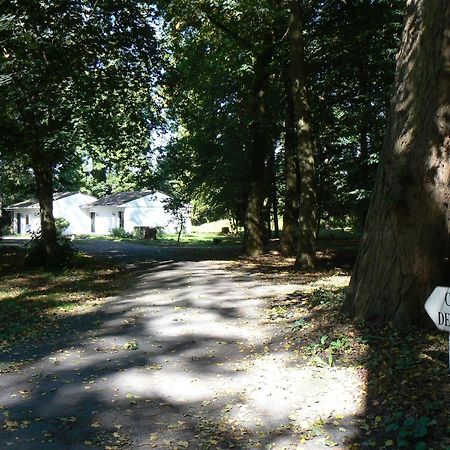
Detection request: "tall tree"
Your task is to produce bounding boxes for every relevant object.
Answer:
[345,0,450,324]
[157,1,284,255]
[0,1,156,264]
[281,82,299,254]
[288,0,317,269]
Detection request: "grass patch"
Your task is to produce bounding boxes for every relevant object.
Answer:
[137,231,242,246]
[0,245,129,351]
[75,231,242,247]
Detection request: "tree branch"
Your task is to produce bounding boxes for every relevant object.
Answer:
[203,12,253,51]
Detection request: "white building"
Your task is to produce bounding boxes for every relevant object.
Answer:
[7,192,97,235]
[82,191,191,235]
[7,191,191,236]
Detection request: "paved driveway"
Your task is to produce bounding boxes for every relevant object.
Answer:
[0,240,363,449]
[74,239,242,264]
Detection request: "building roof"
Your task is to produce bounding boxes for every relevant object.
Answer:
[85,191,154,207]
[7,192,79,209]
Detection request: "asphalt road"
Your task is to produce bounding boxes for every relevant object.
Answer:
[73,239,242,264]
[0,239,363,449]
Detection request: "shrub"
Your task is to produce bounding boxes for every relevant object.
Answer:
[55,218,70,234]
[133,227,144,239]
[110,227,133,239]
[25,219,73,269]
[25,234,74,269]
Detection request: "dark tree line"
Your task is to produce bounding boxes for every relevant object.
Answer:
[156,0,403,266]
[0,0,157,264]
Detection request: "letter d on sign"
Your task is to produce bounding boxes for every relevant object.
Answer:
[425,286,450,373]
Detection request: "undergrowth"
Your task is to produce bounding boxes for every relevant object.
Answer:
[268,283,449,449]
[0,246,129,353]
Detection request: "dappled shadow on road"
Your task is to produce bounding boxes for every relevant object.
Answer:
[226,240,450,448]
[0,251,367,450]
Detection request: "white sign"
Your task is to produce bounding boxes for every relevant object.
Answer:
[425,286,450,332]
[425,286,450,372]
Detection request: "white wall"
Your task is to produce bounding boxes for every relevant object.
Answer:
[10,193,98,235]
[124,191,170,208]
[12,209,40,234]
[53,193,97,235]
[124,206,178,233]
[123,192,192,234]
[10,191,193,236]
[87,206,122,235]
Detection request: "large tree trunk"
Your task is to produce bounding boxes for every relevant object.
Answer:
[20,103,59,264]
[281,84,299,255]
[345,0,450,325]
[30,148,58,263]
[289,1,317,269]
[244,45,273,256]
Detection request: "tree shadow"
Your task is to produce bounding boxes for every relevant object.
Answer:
[2,252,324,449]
[261,281,450,449]
[3,239,448,448]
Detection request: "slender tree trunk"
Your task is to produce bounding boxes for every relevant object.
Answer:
[267,148,280,238]
[281,85,299,254]
[316,166,322,237]
[289,1,317,269]
[244,45,273,256]
[358,52,372,230]
[345,0,450,325]
[272,183,280,238]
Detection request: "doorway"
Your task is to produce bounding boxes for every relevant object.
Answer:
[16,213,21,234]
[90,212,95,233]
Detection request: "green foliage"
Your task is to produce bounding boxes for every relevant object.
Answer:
[155,0,284,226]
[306,333,352,367]
[383,413,436,449]
[309,288,344,307]
[25,222,73,269]
[154,0,404,230]
[110,228,134,239]
[163,196,191,241]
[292,318,308,331]
[132,227,145,240]
[55,218,70,234]
[0,0,159,251]
[308,0,404,228]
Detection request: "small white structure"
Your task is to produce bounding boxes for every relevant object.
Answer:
[82,191,192,235]
[7,192,97,235]
[7,190,190,236]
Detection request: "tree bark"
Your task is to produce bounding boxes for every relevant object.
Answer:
[345,0,450,325]
[244,45,273,256]
[30,146,58,263]
[267,148,280,238]
[19,103,59,265]
[272,182,280,239]
[289,1,317,269]
[281,83,299,254]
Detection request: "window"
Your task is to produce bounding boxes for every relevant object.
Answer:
[90,212,95,233]
[118,211,124,229]
[25,215,29,225]
[16,213,21,234]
